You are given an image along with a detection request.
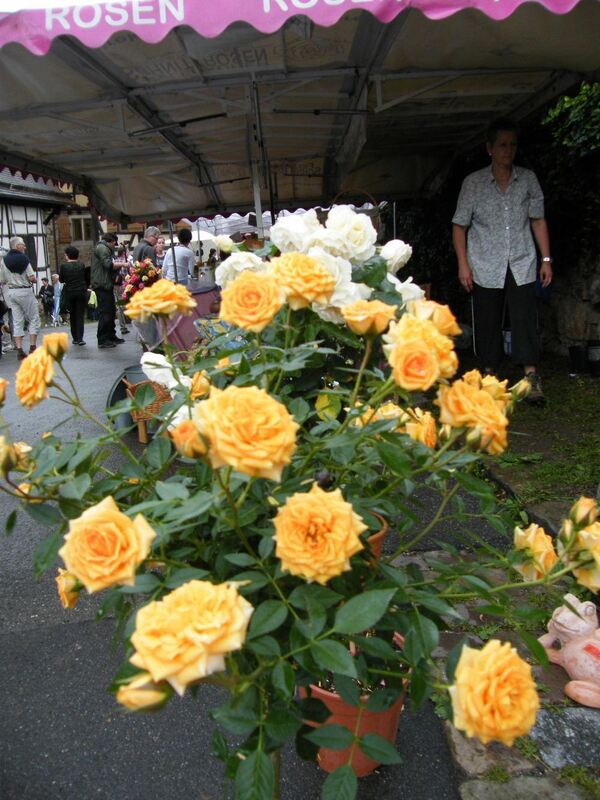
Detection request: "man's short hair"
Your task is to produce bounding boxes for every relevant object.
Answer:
[144,226,161,239]
[486,117,519,145]
[178,228,192,245]
[101,233,114,243]
[9,236,24,249]
[42,277,49,283]
[65,245,79,259]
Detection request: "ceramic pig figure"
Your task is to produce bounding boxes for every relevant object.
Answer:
[538,593,600,708]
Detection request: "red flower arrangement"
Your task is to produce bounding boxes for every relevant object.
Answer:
[121,259,162,304]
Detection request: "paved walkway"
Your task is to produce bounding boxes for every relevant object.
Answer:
[0,326,597,799]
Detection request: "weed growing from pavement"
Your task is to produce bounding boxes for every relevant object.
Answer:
[560,765,600,800]
[483,765,510,783]
[513,736,540,761]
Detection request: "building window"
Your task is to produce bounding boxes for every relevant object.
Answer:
[70,216,93,242]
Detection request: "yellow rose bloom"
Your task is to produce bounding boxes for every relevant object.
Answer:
[274,484,366,584]
[193,386,298,481]
[269,252,335,310]
[56,568,81,609]
[437,378,508,455]
[383,316,457,391]
[116,672,170,711]
[170,419,207,458]
[462,369,511,411]
[513,523,558,581]
[13,441,33,471]
[449,639,539,746]
[568,522,600,593]
[190,370,211,400]
[355,401,404,428]
[401,407,438,449]
[43,332,69,360]
[570,496,598,528]
[58,496,157,593]
[125,278,196,322]
[0,377,7,405]
[15,347,55,409]
[341,299,397,337]
[408,299,461,337]
[220,271,285,333]
[0,436,18,477]
[130,580,254,695]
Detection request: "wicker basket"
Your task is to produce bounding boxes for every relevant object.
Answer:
[122,378,172,442]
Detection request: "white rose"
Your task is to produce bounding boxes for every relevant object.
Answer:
[269,209,323,254]
[312,280,372,325]
[214,235,234,254]
[325,206,377,264]
[167,401,193,431]
[306,246,354,306]
[215,252,266,289]
[141,352,182,389]
[385,274,425,305]
[304,227,348,259]
[380,239,413,274]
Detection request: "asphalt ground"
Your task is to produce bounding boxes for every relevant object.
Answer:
[0,323,470,800]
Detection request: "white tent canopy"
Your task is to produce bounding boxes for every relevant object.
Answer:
[0,0,597,222]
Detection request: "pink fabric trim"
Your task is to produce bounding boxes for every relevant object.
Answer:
[0,0,584,55]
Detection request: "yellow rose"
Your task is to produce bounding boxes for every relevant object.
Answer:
[437,379,508,455]
[408,299,461,336]
[17,482,43,503]
[567,522,600,593]
[274,484,366,584]
[570,496,598,528]
[269,252,335,310]
[0,436,18,477]
[355,401,404,428]
[401,407,438,449]
[0,377,7,405]
[43,332,69,360]
[449,639,539,746]
[193,386,298,481]
[116,672,170,711]
[15,347,55,409]
[56,568,81,609]
[58,496,156,593]
[341,299,397,337]
[220,271,285,333]
[190,370,211,400]
[462,369,510,411]
[13,441,33,471]
[170,419,207,458]
[513,523,558,581]
[125,279,196,322]
[130,580,254,695]
[383,316,457,391]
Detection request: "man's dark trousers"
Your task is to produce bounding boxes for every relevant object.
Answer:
[95,287,117,345]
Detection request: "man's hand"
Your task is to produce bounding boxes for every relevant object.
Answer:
[540,261,553,288]
[458,263,473,293]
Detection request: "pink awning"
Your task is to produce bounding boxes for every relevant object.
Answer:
[0,0,584,55]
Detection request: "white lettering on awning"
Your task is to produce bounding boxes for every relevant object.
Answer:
[263,0,289,12]
[45,1,185,31]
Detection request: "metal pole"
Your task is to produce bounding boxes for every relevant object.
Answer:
[251,159,264,238]
[392,200,397,240]
[167,220,178,283]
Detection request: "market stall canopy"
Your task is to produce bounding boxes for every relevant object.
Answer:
[0,0,597,222]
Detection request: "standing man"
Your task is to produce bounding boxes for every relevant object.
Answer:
[132,226,161,265]
[91,233,123,349]
[0,236,40,360]
[162,228,195,286]
[452,117,552,405]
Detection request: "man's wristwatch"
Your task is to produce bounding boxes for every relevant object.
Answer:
[541,257,553,263]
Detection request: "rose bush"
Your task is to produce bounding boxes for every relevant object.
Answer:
[0,206,595,800]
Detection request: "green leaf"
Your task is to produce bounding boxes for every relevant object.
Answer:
[155,481,189,501]
[247,635,281,658]
[264,704,302,745]
[271,662,295,699]
[145,436,172,469]
[310,641,357,678]
[234,750,274,800]
[375,441,411,477]
[67,440,100,472]
[289,397,311,423]
[212,689,259,736]
[24,502,63,526]
[164,567,209,588]
[520,631,549,666]
[5,509,17,536]
[455,471,493,497]
[321,765,357,800]
[289,584,342,610]
[332,675,361,707]
[33,529,63,577]
[445,637,467,683]
[410,611,439,657]
[366,687,403,713]
[333,589,396,635]
[358,733,402,764]
[118,573,161,594]
[305,724,353,751]
[225,553,256,567]
[248,600,288,639]
[58,473,92,500]
[350,635,397,660]
[315,392,342,421]
[235,571,269,594]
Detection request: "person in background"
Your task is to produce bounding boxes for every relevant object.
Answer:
[91,233,123,349]
[38,277,54,326]
[113,246,131,335]
[0,236,40,360]
[59,245,88,346]
[51,273,63,326]
[154,236,166,269]
[132,226,161,265]
[162,228,195,286]
[207,248,217,267]
[452,117,552,405]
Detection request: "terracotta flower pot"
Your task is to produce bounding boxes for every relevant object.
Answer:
[302,684,404,777]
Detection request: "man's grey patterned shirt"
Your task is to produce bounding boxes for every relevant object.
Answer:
[452,165,545,289]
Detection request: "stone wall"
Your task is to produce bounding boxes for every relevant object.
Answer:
[542,255,600,353]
